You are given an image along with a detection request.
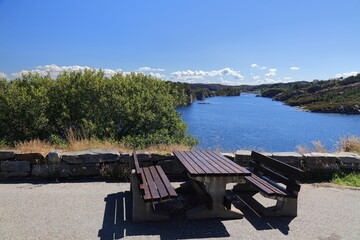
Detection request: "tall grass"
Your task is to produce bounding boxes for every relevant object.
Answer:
[337,136,360,154]
[331,171,360,187]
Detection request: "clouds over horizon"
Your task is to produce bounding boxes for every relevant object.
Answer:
[138,66,165,72]
[0,72,7,78]
[334,71,359,78]
[171,68,244,82]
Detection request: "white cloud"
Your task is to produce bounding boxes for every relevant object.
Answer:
[251,63,267,70]
[252,75,260,80]
[0,72,7,78]
[138,66,165,72]
[11,64,127,79]
[290,67,300,70]
[334,71,359,78]
[265,68,277,77]
[171,68,244,81]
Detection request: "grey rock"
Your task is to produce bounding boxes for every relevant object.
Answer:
[334,152,360,170]
[14,153,46,164]
[0,171,29,178]
[119,152,131,164]
[271,152,302,168]
[61,149,120,164]
[303,152,340,171]
[69,164,99,177]
[135,152,151,161]
[47,150,62,163]
[1,160,30,172]
[235,150,252,167]
[157,159,185,175]
[32,164,70,178]
[0,150,20,160]
[151,153,175,161]
[221,153,235,161]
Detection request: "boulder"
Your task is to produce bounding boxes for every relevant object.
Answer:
[14,153,46,164]
[61,149,120,164]
[0,150,20,160]
[47,150,62,163]
[234,150,252,167]
[334,152,360,170]
[31,164,70,178]
[271,152,302,168]
[1,160,30,172]
[135,152,151,162]
[69,164,100,177]
[303,152,340,171]
[151,153,175,162]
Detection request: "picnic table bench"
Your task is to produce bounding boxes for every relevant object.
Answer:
[236,151,304,216]
[130,151,177,222]
[173,150,251,219]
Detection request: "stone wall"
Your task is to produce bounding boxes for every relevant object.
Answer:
[0,149,359,181]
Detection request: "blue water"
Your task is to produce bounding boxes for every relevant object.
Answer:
[177,94,360,152]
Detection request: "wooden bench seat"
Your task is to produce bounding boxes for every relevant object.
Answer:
[131,151,177,222]
[235,151,304,217]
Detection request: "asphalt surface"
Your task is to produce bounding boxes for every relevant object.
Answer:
[0,182,359,240]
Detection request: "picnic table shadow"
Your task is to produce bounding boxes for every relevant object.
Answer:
[230,191,295,235]
[98,191,231,239]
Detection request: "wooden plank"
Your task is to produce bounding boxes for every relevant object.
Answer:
[204,151,251,175]
[142,167,161,201]
[246,174,288,196]
[139,168,152,201]
[174,151,205,175]
[250,161,301,192]
[149,166,169,200]
[155,165,177,198]
[195,150,234,174]
[183,151,219,174]
[251,151,304,180]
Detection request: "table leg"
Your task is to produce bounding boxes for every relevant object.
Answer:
[186,177,244,220]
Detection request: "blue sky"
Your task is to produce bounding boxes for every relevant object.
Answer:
[1,0,359,85]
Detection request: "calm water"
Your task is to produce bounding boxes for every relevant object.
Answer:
[177,94,360,152]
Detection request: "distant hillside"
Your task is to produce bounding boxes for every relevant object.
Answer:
[256,74,360,114]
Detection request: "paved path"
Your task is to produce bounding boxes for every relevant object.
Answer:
[0,182,359,240]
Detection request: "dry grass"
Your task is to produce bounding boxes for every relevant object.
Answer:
[143,144,191,154]
[296,140,328,154]
[337,136,360,154]
[15,139,54,155]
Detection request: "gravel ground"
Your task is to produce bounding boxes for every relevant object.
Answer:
[0,182,359,240]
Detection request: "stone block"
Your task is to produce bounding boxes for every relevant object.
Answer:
[119,152,131,164]
[334,152,360,170]
[69,164,100,177]
[1,160,30,172]
[14,152,46,164]
[0,150,20,160]
[47,150,62,163]
[157,159,185,175]
[61,149,120,164]
[32,164,70,178]
[0,171,29,178]
[303,152,340,171]
[271,152,302,168]
[150,153,175,161]
[135,152,151,162]
[221,153,235,161]
[235,150,252,167]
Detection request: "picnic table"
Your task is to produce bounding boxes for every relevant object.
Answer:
[173,150,251,219]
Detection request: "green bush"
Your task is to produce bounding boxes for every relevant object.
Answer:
[0,70,197,148]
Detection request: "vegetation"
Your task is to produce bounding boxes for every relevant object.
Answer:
[331,171,360,187]
[0,70,198,148]
[255,74,360,114]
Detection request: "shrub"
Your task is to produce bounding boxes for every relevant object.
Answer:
[0,70,197,148]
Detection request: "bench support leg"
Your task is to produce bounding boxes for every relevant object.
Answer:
[130,173,170,222]
[263,197,298,217]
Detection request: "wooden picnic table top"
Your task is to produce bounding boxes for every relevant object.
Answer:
[173,150,251,176]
